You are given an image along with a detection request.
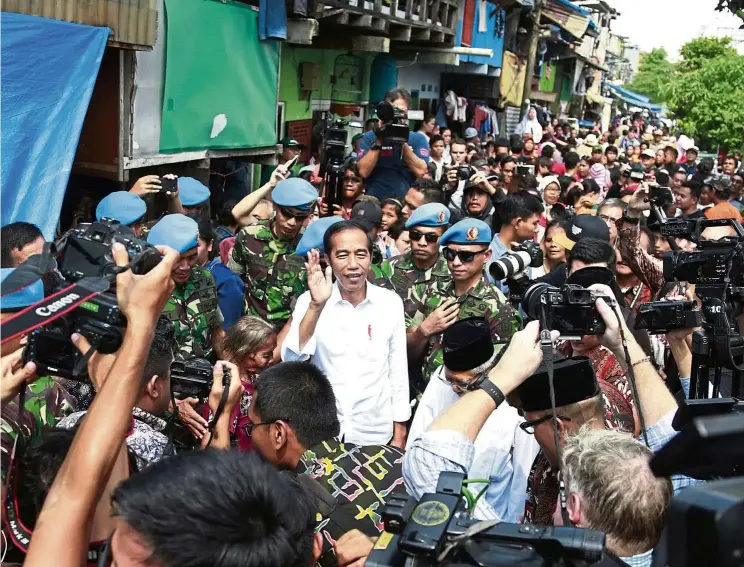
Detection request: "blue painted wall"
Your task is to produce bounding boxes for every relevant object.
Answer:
[455,3,506,68]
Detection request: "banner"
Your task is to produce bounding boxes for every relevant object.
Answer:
[1,14,109,239]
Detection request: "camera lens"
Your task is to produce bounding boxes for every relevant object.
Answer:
[489,251,531,281]
[521,282,552,320]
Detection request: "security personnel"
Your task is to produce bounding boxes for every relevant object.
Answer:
[295,216,345,259]
[95,192,147,237]
[420,218,521,383]
[148,214,225,360]
[370,202,452,397]
[228,178,318,331]
[177,177,211,215]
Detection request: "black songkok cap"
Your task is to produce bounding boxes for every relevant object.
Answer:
[442,317,494,372]
[516,356,599,412]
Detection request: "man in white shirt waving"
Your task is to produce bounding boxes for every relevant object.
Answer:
[282,220,410,447]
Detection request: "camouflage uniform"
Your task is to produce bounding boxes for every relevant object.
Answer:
[162,266,224,360]
[370,251,451,329]
[1,377,74,480]
[421,278,522,383]
[227,219,307,330]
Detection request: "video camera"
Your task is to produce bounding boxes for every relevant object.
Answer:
[376,101,410,146]
[318,117,359,216]
[521,283,611,339]
[635,300,703,335]
[2,219,161,380]
[367,472,605,567]
[658,216,744,397]
[170,358,214,399]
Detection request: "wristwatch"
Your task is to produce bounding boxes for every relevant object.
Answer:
[371,144,382,151]
[477,380,505,407]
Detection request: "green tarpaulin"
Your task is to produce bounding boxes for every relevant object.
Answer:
[160,0,279,152]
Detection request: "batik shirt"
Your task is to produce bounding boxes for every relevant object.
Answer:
[369,250,452,328]
[523,346,636,526]
[227,220,307,330]
[162,267,223,360]
[421,278,521,383]
[58,407,173,471]
[0,377,74,480]
[296,439,405,567]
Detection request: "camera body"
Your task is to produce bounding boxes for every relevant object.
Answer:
[376,101,410,146]
[170,358,214,399]
[635,300,703,334]
[456,165,473,181]
[489,241,544,282]
[367,472,605,567]
[322,120,348,163]
[522,283,608,338]
[159,176,178,194]
[57,219,159,282]
[23,292,126,380]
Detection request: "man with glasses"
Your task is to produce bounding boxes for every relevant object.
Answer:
[597,198,626,246]
[248,361,406,566]
[407,318,537,522]
[229,178,318,331]
[421,218,521,384]
[371,203,452,397]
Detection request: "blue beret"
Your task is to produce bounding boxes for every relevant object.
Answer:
[295,217,345,257]
[440,218,492,246]
[0,268,44,312]
[272,178,319,211]
[146,214,199,254]
[178,177,210,207]
[96,192,147,226]
[405,203,450,229]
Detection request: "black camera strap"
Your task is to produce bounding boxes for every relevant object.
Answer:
[205,365,232,449]
[0,278,109,346]
[539,305,571,527]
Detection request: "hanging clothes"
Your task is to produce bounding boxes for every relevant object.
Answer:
[445,90,468,123]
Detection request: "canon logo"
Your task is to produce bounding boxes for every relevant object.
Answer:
[35,293,81,317]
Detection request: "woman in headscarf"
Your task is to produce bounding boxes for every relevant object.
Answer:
[515,106,543,143]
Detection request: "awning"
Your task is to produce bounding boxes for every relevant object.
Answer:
[604,83,663,113]
[542,0,593,39]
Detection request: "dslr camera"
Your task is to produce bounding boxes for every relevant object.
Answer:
[489,240,544,282]
[522,283,610,339]
[376,101,410,146]
[367,472,605,567]
[635,300,702,335]
[23,219,160,380]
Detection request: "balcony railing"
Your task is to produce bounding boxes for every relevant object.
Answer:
[309,0,462,44]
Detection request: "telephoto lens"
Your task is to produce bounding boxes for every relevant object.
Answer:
[489,241,544,281]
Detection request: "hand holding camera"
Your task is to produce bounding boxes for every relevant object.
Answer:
[130,175,162,196]
[627,186,652,216]
[208,361,243,414]
[1,347,38,405]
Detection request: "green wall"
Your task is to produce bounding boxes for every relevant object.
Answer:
[280,46,375,122]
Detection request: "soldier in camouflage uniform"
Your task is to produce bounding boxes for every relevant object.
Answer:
[148,214,225,360]
[228,178,318,331]
[370,203,453,397]
[421,218,521,383]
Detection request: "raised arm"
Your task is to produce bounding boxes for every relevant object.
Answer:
[232,161,291,226]
[25,244,180,567]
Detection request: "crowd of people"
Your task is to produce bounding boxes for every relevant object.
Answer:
[0,86,740,567]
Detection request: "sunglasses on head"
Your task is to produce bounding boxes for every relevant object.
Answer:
[443,247,488,263]
[409,229,440,243]
[278,206,311,220]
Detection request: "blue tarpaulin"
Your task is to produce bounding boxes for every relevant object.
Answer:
[604,83,663,113]
[1,14,109,239]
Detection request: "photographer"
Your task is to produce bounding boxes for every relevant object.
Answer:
[147,214,226,360]
[485,191,543,286]
[442,138,470,207]
[357,88,429,201]
[449,169,500,225]
[402,287,697,564]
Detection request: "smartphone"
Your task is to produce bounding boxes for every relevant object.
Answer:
[286,154,300,170]
[160,176,178,194]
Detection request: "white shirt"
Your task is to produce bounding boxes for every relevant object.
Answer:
[282,282,411,445]
[406,369,539,522]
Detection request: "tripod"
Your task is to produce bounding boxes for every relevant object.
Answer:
[689,329,744,399]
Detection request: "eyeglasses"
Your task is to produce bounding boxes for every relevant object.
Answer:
[519,414,571,434]
[278,206,311,221]
[243,418,290,436]
[409,229,440,243]
[443,247,488,263]
[438,370,487,393]
[598,213,621,226]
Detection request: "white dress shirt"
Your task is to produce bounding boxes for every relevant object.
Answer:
[282,282,411,445]
[405,368,539,522]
